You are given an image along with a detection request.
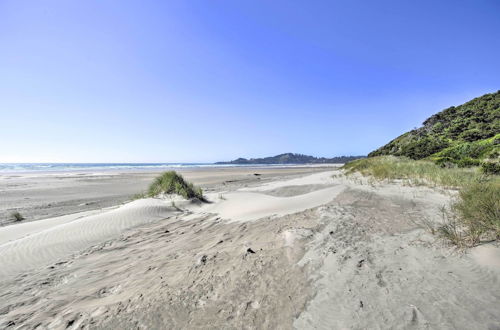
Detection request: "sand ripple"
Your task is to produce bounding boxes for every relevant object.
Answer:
[0,199,177,278]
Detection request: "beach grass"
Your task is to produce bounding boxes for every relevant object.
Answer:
[343,155,486,188]
[10,211,24,222]
[343,156,500,247]
[147,171,204,200]
[448,180,500,244]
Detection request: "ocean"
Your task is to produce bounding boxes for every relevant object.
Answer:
[0,163,227,173]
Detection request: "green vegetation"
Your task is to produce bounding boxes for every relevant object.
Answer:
[430,134,500,168]
[343,156,485,188]
[132,192,147,200]
[217,153,365,164]
[439,180,500,247]
[481,161,500,175]
[369,91,500,168]
[146,171,204,200]
[348,91,500,247]
[343,156,500,247]
[447,180,499,245]
[10,211,24,222]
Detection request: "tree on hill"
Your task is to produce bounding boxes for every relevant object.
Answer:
[369,91,500,165]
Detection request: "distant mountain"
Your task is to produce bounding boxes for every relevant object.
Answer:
[216,153,365,165]
[369,91,500,167]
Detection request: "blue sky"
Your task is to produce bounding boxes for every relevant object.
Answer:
[1,0,499,162]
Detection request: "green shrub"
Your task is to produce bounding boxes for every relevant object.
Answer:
[456,158,481,168]
[438,142,487,160]
[431,134,500,166]
[400,137,449,160]
[434,157,455,168]
[147,171,204,200]
[459,128,486,142]
[481,162,500,175]
[10,211,24,222]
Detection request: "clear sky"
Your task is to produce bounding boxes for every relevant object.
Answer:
[1,0,499,163]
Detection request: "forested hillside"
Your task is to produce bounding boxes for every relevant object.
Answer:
[217,153,364,164]
[369,91,499,171]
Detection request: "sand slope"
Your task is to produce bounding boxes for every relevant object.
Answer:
[1,169,499,329]
[0,171,343,278]
[294,188,500,329]
[200,186,345,222]
[0,199,179,277]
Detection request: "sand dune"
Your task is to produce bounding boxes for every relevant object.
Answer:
[0,168,499,329]
[240,170,336,192]
[200,185,344,222]
[0,171,342,277]
[0,170,340,278]
[0,199,179,277]
[0,209,109,246]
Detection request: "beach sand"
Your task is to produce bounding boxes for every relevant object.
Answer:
[0,167,499,329]
[0,166,332,226]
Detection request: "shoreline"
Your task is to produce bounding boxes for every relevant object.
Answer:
[0,163,343,176]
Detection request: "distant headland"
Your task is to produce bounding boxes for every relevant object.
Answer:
[216,153,365,165]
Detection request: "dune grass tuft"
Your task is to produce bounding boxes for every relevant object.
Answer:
[146,171,204,200]
[343,156,500,247]
[132,192,147,200]
[448,180,500,245]
[438,214,467,248]
[10,211,24,222]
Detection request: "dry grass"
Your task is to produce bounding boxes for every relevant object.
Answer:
[343,156,500,247]
[443,180,500,246]
[438,208,471,249]
[343,156,484,188]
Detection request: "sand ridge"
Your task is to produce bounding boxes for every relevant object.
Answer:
[0,199,180,277]
[198,185,345,222]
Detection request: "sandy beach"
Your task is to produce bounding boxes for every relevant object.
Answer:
[0,166,333,226]
[3,0,498,328]
[0,166,499,329]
